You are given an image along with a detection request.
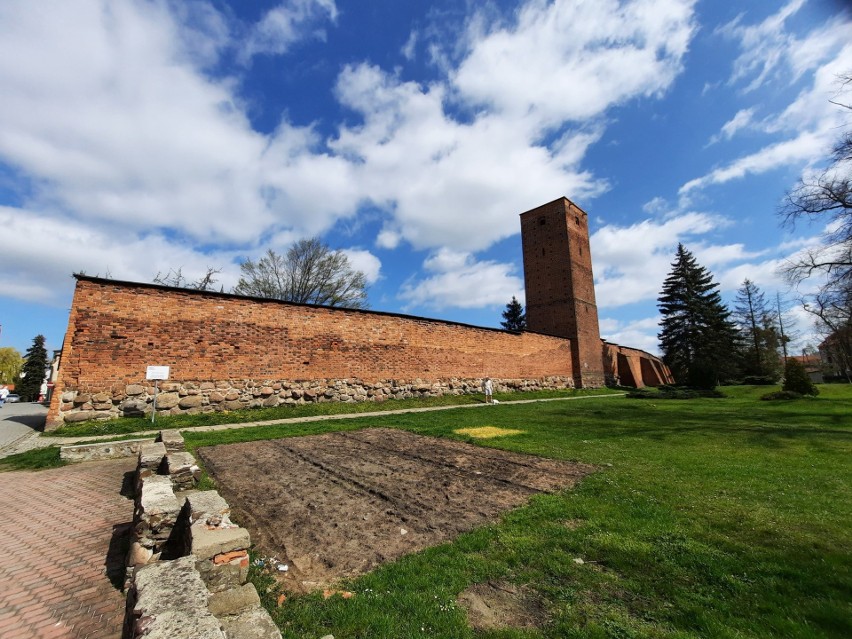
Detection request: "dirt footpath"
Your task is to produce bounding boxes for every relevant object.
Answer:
[198,428,594,591]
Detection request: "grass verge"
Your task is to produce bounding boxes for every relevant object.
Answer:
[43,387,618,438]
[0,446,64,471]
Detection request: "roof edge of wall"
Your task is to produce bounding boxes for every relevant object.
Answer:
[72,273,542,337]
[601,339,663,362]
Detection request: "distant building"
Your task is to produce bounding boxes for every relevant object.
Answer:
[818,328,852,382]
[790,353,824,384]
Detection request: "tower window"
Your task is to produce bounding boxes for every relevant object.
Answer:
[575,216,580,226]
[539,217,546,225]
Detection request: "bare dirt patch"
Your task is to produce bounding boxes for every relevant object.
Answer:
[198,428,594,592]
[457,580,549,631]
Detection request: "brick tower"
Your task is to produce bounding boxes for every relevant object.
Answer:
[520,197,604,387]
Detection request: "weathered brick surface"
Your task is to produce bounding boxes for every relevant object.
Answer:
[47,277,576,426]
[521,197,604,387]
[58,279,574,384]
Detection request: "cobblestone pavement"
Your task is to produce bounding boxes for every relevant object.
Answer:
[0,458,136,639]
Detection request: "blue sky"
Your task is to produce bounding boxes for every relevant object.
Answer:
[1,0,850,357]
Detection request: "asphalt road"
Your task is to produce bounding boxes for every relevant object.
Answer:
[0,401,47,451]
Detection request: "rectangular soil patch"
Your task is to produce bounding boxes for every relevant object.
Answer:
[197,428,594,591]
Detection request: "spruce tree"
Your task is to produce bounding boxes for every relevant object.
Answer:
[783,358,819,396]
[657,244,739,386]
[501,296,527,331]
[19,334,48,402]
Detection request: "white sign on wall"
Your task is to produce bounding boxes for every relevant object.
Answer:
[146,366,170,381]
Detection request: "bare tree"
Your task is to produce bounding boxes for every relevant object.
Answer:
[733,279,783,378]
[233,238,369,309]
[775,292,799,361]
[154,267,223,291]
[781,72,852,375]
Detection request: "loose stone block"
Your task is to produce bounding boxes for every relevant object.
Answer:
[184,491,231,524]
[134,475,181,555]
[158,429,185,452]
[190,524,250,561]
[214,550,248,565]
[139,442,167,471]
[207,583,261,617]
[165,452,200,490]
[196,555,249,593]
[218,606,282,639]
[127,541,154,567]
[131,556,225,639]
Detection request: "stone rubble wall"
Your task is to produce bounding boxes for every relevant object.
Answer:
[54,375,576,424]
[125,431,280,639]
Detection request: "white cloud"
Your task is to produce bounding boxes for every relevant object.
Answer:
[398,249,524,311]
[325,0,695,255]
[719,0,808,91]
[592,211,726,307]
[715,258,788,294]
[332,62,607,253]
[453,0,696,131]
[241,0,338,61]
[401,30,418,61]
[0,0,274,244]
[710,108,756,144]
[683,6,852,194]
[680,129,830,194]
[341,248,382,284]
[0,205,242,305]
[0,0,700,315]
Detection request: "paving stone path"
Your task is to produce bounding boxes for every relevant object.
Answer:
[0,458,136,639]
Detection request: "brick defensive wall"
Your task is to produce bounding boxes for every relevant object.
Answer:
[46,276,578,428]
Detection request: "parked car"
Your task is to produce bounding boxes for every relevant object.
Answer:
[5,394,20,403]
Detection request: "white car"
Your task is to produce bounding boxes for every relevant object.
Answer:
[4,394,20,403]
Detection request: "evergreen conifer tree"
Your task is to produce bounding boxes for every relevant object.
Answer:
[19,334,48,402]
[657,244,739,386]
[501,296,527,331]
[783,358,819,396]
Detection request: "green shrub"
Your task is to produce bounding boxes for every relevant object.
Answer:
[626,389,657,399]
[742,375,778,385]
[627,385,725,400]
[782,359,819,396]
[760,390,803,401]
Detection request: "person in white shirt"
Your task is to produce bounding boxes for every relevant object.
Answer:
[481,377,493,404]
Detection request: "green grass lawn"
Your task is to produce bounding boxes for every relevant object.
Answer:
[42,387,618,438]
[5,385,850,637]
[182,385,851,639]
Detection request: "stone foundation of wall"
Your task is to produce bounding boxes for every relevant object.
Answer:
[55,376,576,424]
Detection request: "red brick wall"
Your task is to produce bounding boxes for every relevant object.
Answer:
[51,276,575,397]
[602,342,674,388]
